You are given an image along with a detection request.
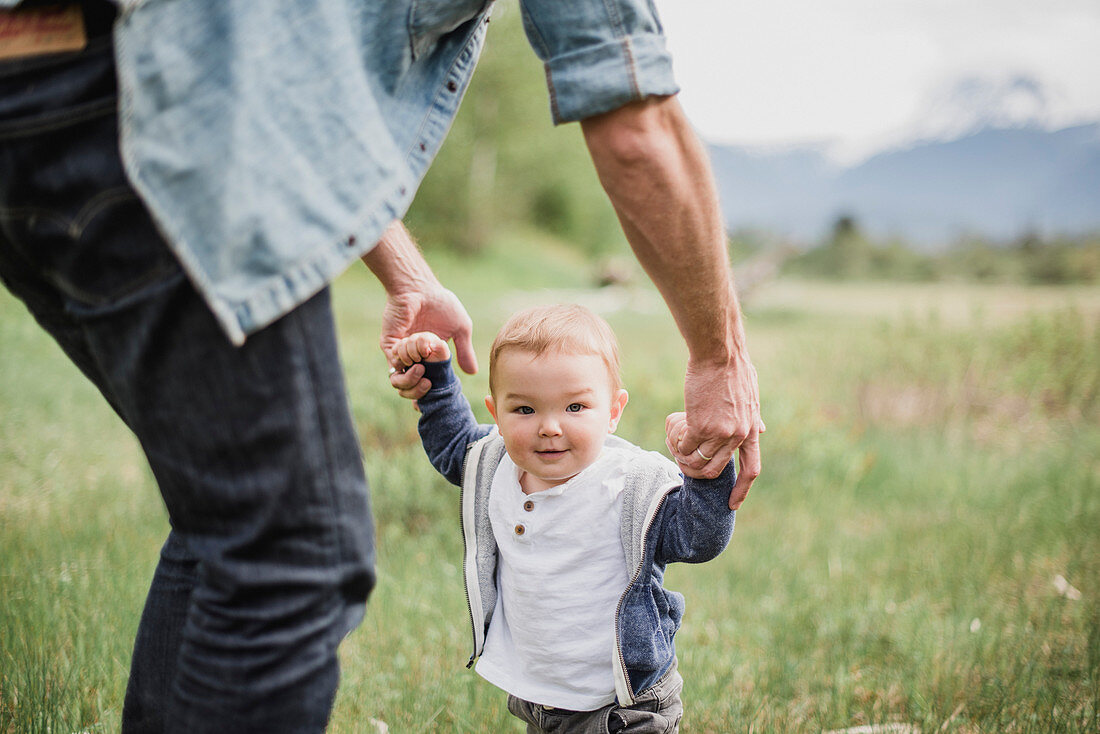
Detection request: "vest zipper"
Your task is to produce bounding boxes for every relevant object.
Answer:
[612,490,670,705]
[459,437,488,668]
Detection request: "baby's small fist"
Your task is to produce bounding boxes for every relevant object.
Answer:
[390,331,451,369]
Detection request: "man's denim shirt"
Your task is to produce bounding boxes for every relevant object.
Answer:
[1,0,679,343]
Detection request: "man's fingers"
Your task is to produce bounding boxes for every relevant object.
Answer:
[389,356,431,402]
[674,431,732,479]
[680,445,734,479]
[395,378,431,401]
[398,382,430,401]
[668,413,731,479]
[452,329,478,375]
[389,363,425,389]
[676,428,730,476]
[728,429,761,510]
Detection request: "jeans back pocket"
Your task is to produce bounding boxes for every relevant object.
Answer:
[0,36,181,316]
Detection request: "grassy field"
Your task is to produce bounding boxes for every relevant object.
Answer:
[2,239,1098,732]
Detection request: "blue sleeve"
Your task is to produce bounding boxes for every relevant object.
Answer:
[653,462,737,565]
[518,0,680,123]
[415,360,493,486]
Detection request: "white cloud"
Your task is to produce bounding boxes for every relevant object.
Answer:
[656,0,1100,157]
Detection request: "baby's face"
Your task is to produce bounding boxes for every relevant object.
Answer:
[486,348,628,495]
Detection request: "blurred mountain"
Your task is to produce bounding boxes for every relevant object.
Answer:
[709,118,1100,248]
[904,75,1063,145]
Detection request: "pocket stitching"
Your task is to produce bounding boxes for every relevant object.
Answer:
[0,206,70,233]
[0,97,115,140]
[1,199,180,309]
[70,187,137,238]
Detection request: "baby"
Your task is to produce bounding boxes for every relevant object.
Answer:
[388,303,736,733]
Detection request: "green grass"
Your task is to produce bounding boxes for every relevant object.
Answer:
[2,240,1098,732]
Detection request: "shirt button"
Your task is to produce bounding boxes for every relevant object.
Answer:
[523,500,534,512]
[514,524,525,536]
[446,80,458,92]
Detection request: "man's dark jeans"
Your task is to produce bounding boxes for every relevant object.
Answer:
[0,26,376,734]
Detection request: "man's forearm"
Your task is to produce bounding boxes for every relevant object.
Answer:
[361,220,439,296]
[584,95,761,496]
[581,96,747,365]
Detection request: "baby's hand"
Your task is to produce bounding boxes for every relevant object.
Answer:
[389,332,452,402]
[664,411,689,467]
[391,331,451,368]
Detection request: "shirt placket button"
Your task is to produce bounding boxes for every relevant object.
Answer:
[514,524,525,536]
[523,500,534,512]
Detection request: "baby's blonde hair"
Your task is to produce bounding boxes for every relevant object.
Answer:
[489,304,621,396]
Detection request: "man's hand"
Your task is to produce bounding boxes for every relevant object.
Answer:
[664,356,763,510]
[379,285,475,370]
[380,286,474,401]
[363,221,477,402]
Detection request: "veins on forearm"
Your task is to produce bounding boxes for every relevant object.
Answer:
[361,221,438,295]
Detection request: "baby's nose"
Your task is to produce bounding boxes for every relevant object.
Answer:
[539,418,562,437]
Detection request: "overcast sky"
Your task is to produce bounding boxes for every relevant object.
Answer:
[655,0,1100,160]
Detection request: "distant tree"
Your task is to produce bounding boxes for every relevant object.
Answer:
[782,220,1100,284]
[1021,234,1100,284]
[782,213,873,278]
[831,214,860,241]
[827,213,872,277]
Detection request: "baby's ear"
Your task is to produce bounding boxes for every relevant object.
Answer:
[607,389,629,432]
[484,395,498,422]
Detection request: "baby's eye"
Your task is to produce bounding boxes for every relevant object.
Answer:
[516,406,534,415]
[566,403,585,413]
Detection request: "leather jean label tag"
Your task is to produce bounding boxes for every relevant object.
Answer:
[0,4,87,61]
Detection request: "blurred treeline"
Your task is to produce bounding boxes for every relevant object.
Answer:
[774,216,1100,284]
[405,3,623,256]
[406,2,1100,287]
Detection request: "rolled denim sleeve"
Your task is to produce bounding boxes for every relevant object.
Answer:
[518,0,680,123]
